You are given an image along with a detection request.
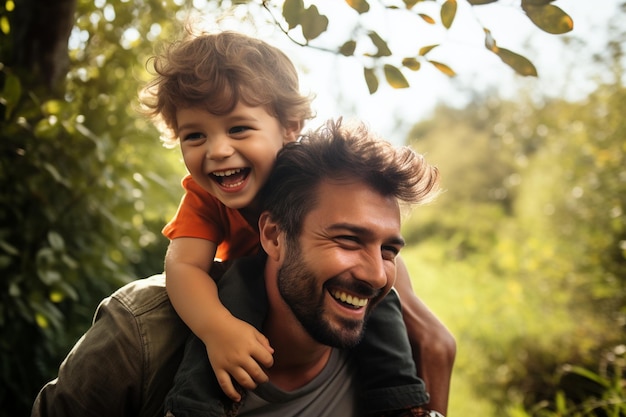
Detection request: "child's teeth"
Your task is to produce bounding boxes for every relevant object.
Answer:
[214,168,242,177]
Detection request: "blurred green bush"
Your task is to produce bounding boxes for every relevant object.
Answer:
[402,82,626,416]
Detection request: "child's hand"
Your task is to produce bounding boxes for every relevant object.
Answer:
[203,315,274,402]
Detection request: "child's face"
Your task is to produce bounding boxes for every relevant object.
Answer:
[176,102,300,210]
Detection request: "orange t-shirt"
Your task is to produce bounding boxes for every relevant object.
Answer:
[162,175,260,261]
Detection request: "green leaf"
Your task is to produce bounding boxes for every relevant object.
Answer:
[38,269,62,286]
[345,0,370,14]
[364,67,379,94]
[49,290,65,303]
[282,0,304,30]
[61,253,79,269]
[522,4,573,34]
[35,313,49,329]
[0,240,19,256]
[54,281,79,302]
[0,255,11,269]
[0,15,10,35]
[366,31,392,57]
[402,57,421,71]
[493,47,538,76]
[339,40,357,57]
[430,61,456,77]
[31,300,64,331]
[43,162,70,186]
[554,391,567,413]
[564,365,611,388]
[419,44,439,56]
[41,100,64,116]
[8,281,20,296]
[402,0,421,8]
[300,5,328,41]
[34,118,62,140]
[48,231,65,251]
[441,0,457,29]
[418,13,435,24]
[1,73,22,119]
[522,0,557,5]
[36,247,54,264]
[467,0,497,4]
[384,64,409,89]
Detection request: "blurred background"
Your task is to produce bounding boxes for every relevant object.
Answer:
[1,0,624,415]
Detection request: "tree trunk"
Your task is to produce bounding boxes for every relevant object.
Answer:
[13,0,76,91]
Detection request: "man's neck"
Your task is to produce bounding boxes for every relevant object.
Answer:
[263,312,334,392]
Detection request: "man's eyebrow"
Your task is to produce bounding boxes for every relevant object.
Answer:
[327,223,406,247]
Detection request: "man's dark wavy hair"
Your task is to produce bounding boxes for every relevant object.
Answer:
[260,118,440,240]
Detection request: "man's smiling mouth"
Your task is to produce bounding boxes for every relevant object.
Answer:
[211,168,250,188]
[330,289,369,308]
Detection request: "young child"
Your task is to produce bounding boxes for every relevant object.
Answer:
[140,30,452,416]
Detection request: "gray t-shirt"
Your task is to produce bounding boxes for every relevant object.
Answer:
[238,349,357,416]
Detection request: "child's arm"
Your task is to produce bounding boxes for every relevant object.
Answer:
[395,256,456,415]
[165,237,274,402]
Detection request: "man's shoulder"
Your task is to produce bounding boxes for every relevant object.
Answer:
[110,274,173,317]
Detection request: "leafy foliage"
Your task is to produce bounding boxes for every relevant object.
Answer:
[507,346,626,416]
[402,79,626,415]
[265,0,573,93]
[0,0,189,414]
[522,1,574,35]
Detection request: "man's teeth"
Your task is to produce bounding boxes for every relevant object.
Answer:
[331,290,368,307]
[213,168,242,177]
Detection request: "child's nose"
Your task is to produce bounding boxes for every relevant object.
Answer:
[207,136,234,160]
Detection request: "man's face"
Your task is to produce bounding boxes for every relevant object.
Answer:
[276,179,404,348]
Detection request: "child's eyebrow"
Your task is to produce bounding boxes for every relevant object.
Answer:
[177,122,201,132]
[176,115,258,133]
[224,113,261,124]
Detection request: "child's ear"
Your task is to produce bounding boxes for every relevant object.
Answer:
[259,212,282,261]
[282,120,303,144]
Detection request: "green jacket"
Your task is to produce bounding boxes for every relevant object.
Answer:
[31,274,188,417]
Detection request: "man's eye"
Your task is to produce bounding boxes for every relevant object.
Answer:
[336,236,359,246]
[382,246,400,260]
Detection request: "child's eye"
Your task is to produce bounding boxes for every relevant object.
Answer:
[181,132,205,142]
[229,126,251,135]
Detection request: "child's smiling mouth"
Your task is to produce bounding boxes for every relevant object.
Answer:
[211,168,251,189]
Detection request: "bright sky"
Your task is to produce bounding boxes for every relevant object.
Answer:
[197,0,622,144]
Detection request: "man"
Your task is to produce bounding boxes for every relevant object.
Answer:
[31,119,444,417]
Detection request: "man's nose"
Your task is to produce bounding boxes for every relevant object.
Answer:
[354,249,388,290]
[207,136,234,160]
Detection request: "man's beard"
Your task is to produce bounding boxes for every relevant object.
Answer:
[276,241,372,349]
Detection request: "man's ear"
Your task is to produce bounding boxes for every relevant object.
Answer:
[282,120,303,144]
[259,212,282,260]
